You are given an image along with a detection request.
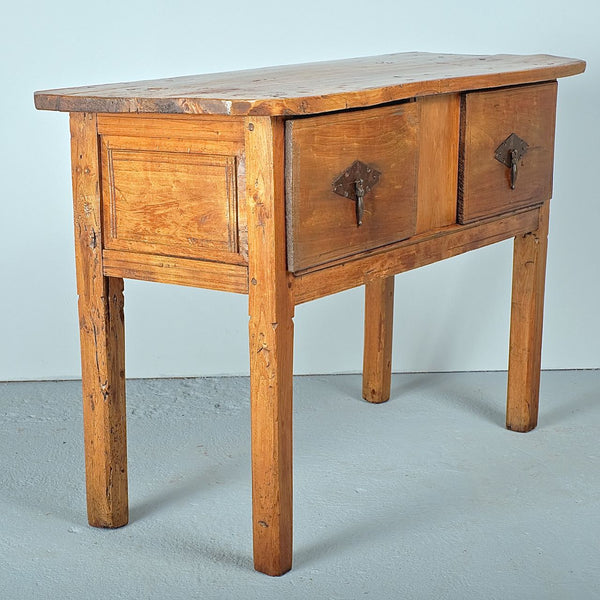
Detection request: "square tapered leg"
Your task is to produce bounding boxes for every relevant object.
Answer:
[506,201,550,432]
[363,276,395,404]
[71,113,128,528]
[246,116,294,576]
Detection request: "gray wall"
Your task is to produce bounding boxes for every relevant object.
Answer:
[1,0,598,380]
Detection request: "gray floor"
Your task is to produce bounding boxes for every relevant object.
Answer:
[1,371,599,600]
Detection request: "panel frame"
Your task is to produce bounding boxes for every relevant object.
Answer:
[98,114,248,265]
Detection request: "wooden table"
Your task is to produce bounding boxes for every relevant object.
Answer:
[35,52,585,575]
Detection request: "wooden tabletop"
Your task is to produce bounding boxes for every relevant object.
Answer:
[34,52,585,117]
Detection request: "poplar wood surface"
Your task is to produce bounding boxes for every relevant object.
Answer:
[34,53,585,116]
[506,201,550,432]
[70,113,128,528]
[246,117,294,576]
[363,276,395,403]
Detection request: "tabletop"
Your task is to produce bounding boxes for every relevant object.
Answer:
[34,52,585,117]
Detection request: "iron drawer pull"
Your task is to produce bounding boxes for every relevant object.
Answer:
[332,160,381,227]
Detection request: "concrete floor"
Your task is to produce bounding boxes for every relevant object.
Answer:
[1,371,599,599]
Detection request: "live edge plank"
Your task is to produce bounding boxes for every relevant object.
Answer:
[70,112,128,528]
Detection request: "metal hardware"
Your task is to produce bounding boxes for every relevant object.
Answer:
[332,160,381,227]
[494,133,528,190]
[510,149,518,189]
[355,178,365,225]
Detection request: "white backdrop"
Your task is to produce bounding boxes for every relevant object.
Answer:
[1,0,598,380]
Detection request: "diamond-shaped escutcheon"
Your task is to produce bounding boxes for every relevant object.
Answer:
[332,160,381,201]
[494,132,529,168]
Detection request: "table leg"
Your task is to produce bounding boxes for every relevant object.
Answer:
[506,201,550,432]
[363,276,395,403]
[70,113,128,527]
[246,116,294,576]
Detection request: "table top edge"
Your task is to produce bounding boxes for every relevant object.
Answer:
[33,52,586,117]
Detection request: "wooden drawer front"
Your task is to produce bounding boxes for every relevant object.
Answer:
[98,116,246,264]
[458,82,557,223]
[286,103,419,272]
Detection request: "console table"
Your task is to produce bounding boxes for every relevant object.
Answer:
[34,52,585,575]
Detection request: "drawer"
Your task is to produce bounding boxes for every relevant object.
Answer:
[285,103,419,272]
[458,82,557,223]
[98,115,247,264]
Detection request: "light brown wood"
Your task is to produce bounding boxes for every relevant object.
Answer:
[98,115,247,264]
[459,82,557,223]
[415,93,460,233]
[103,146,238,256]
[34,53,585,116]
[36,54,585,576]
[363,276,395,403]
[506,200,550,432]
[293,207,541,305]
[97,113,246,141]
[285,103,419,271]
[70,112,128,528]
[102,249,249,293]
[246,116,294,576]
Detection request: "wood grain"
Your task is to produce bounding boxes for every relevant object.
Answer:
[286,102,419,271]
[506,200,550,432]
[103,147,238,254]
[363,276,395,403]
[102,249,248,293]
[70,112,128,528]
[99,115,247,263]
[293,208,540,305]
[246,116,294,576]
[34,53,585,116]
[38,55,584,578]
[416,93,460,233]
[97,113,246,141]
[458,82,557,223]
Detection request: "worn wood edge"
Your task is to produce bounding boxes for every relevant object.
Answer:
[292,208,540,305]
[34,56,586,116]
[102,249,249,293]
[457,93,468,223]
[284,120,297,272]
